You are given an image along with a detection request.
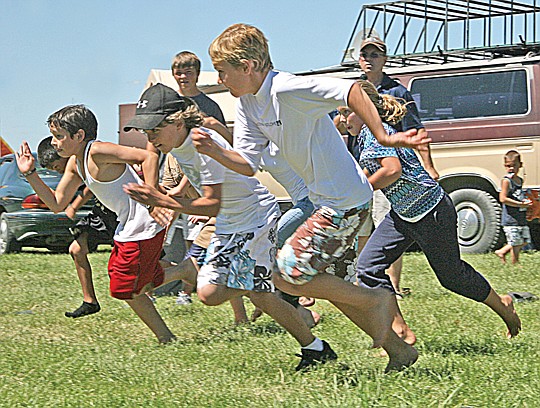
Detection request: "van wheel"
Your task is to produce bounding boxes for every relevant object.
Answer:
[449,189,502,254]
[0,213,22,255]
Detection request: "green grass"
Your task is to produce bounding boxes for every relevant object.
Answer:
[1,250,539,407]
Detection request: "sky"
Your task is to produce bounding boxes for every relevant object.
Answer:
[0,0,367,152]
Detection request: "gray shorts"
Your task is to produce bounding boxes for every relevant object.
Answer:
[503,225,531,247]
[197,218,278,293]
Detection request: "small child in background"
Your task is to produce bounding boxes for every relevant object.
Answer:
[495,150,532,264]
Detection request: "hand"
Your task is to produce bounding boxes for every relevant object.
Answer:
[16,141,36,174]
[523,199,533,207]
[188,215,209,224]
[65,204,77,220]
[123,182,165,207]
[149,206,175,228]
[191,128,217,156]
[394,129,432,151]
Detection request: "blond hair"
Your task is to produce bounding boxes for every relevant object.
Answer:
[356,80,408,126]
[165,103,204,132]
[209,23,273,72]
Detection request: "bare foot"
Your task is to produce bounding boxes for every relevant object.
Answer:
[299,297,315,307]
[296,306,320,328]
[394,324,417,346]
[385,343,418,373]
[500,295,522,338]
[495,249,507,264]
[379,327,416,358]
[311,310,321,327]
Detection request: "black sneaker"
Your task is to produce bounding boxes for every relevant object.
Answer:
[65,301,101,318]
[295,340,338,371]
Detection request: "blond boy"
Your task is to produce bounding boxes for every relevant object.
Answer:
[189,24,428,371]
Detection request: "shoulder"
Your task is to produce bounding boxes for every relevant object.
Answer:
[193,92,217,105]
[66,155,80,174]
[380,74,408,96]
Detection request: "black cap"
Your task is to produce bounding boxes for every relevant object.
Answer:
[124,83,190,131]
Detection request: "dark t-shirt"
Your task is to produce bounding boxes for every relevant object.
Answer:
[501,175,527,226]
[191,93,226,125]
[361,73,424,132]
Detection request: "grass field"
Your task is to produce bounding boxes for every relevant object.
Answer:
[0,250,539,407]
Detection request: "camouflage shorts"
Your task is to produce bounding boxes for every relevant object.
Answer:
[277,204,369,285]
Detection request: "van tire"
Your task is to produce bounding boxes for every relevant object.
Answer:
[449,189,502,254]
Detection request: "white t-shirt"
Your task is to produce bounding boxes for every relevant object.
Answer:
[170,128,279,234]
[260,142,308,205]
[233,70,372,210]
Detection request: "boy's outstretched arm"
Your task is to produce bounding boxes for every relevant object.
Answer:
[124,182,222,219]
[347,83,431,150]
[16,141,81,212]
[191,128,255,176]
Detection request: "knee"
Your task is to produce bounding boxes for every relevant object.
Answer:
[197,291,220,306]
[272,272,301,296]
[69,241,87,258]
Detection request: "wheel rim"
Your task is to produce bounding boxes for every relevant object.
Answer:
[455,201,486,247]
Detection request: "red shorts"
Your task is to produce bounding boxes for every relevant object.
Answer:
[108,230,166,300]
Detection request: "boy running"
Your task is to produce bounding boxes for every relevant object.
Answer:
[123,84,335,371]
[37,136,118,318]
[17,105,180,343]
[190,24,427,371]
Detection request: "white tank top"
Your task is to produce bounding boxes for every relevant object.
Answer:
[76,141,163,242]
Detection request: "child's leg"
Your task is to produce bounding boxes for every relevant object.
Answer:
[495,244,512,263]
[274,273,417,371]
[510,245,523,264]
[197,283,246,306]
[125,293,175,343]
[65,233,101,318]
[229,296,249,324]
[411,196,521,337]
[482,289,521,338]
[69,233,97,303]
[387,255,404,294]
[159,257,198,287]
[249,291,315,346]
[277,272,390,346]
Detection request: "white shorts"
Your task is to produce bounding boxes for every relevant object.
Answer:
[371,190,391,228]
[197,218,278,293]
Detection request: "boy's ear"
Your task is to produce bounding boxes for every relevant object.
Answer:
[240,59,256,74]
[74,129,85,141]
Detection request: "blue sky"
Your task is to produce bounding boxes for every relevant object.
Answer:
[0,0,366,152]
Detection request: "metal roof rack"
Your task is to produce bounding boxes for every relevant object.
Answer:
[341,0,540,67]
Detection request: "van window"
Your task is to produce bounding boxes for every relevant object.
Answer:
[410,70,528,122]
